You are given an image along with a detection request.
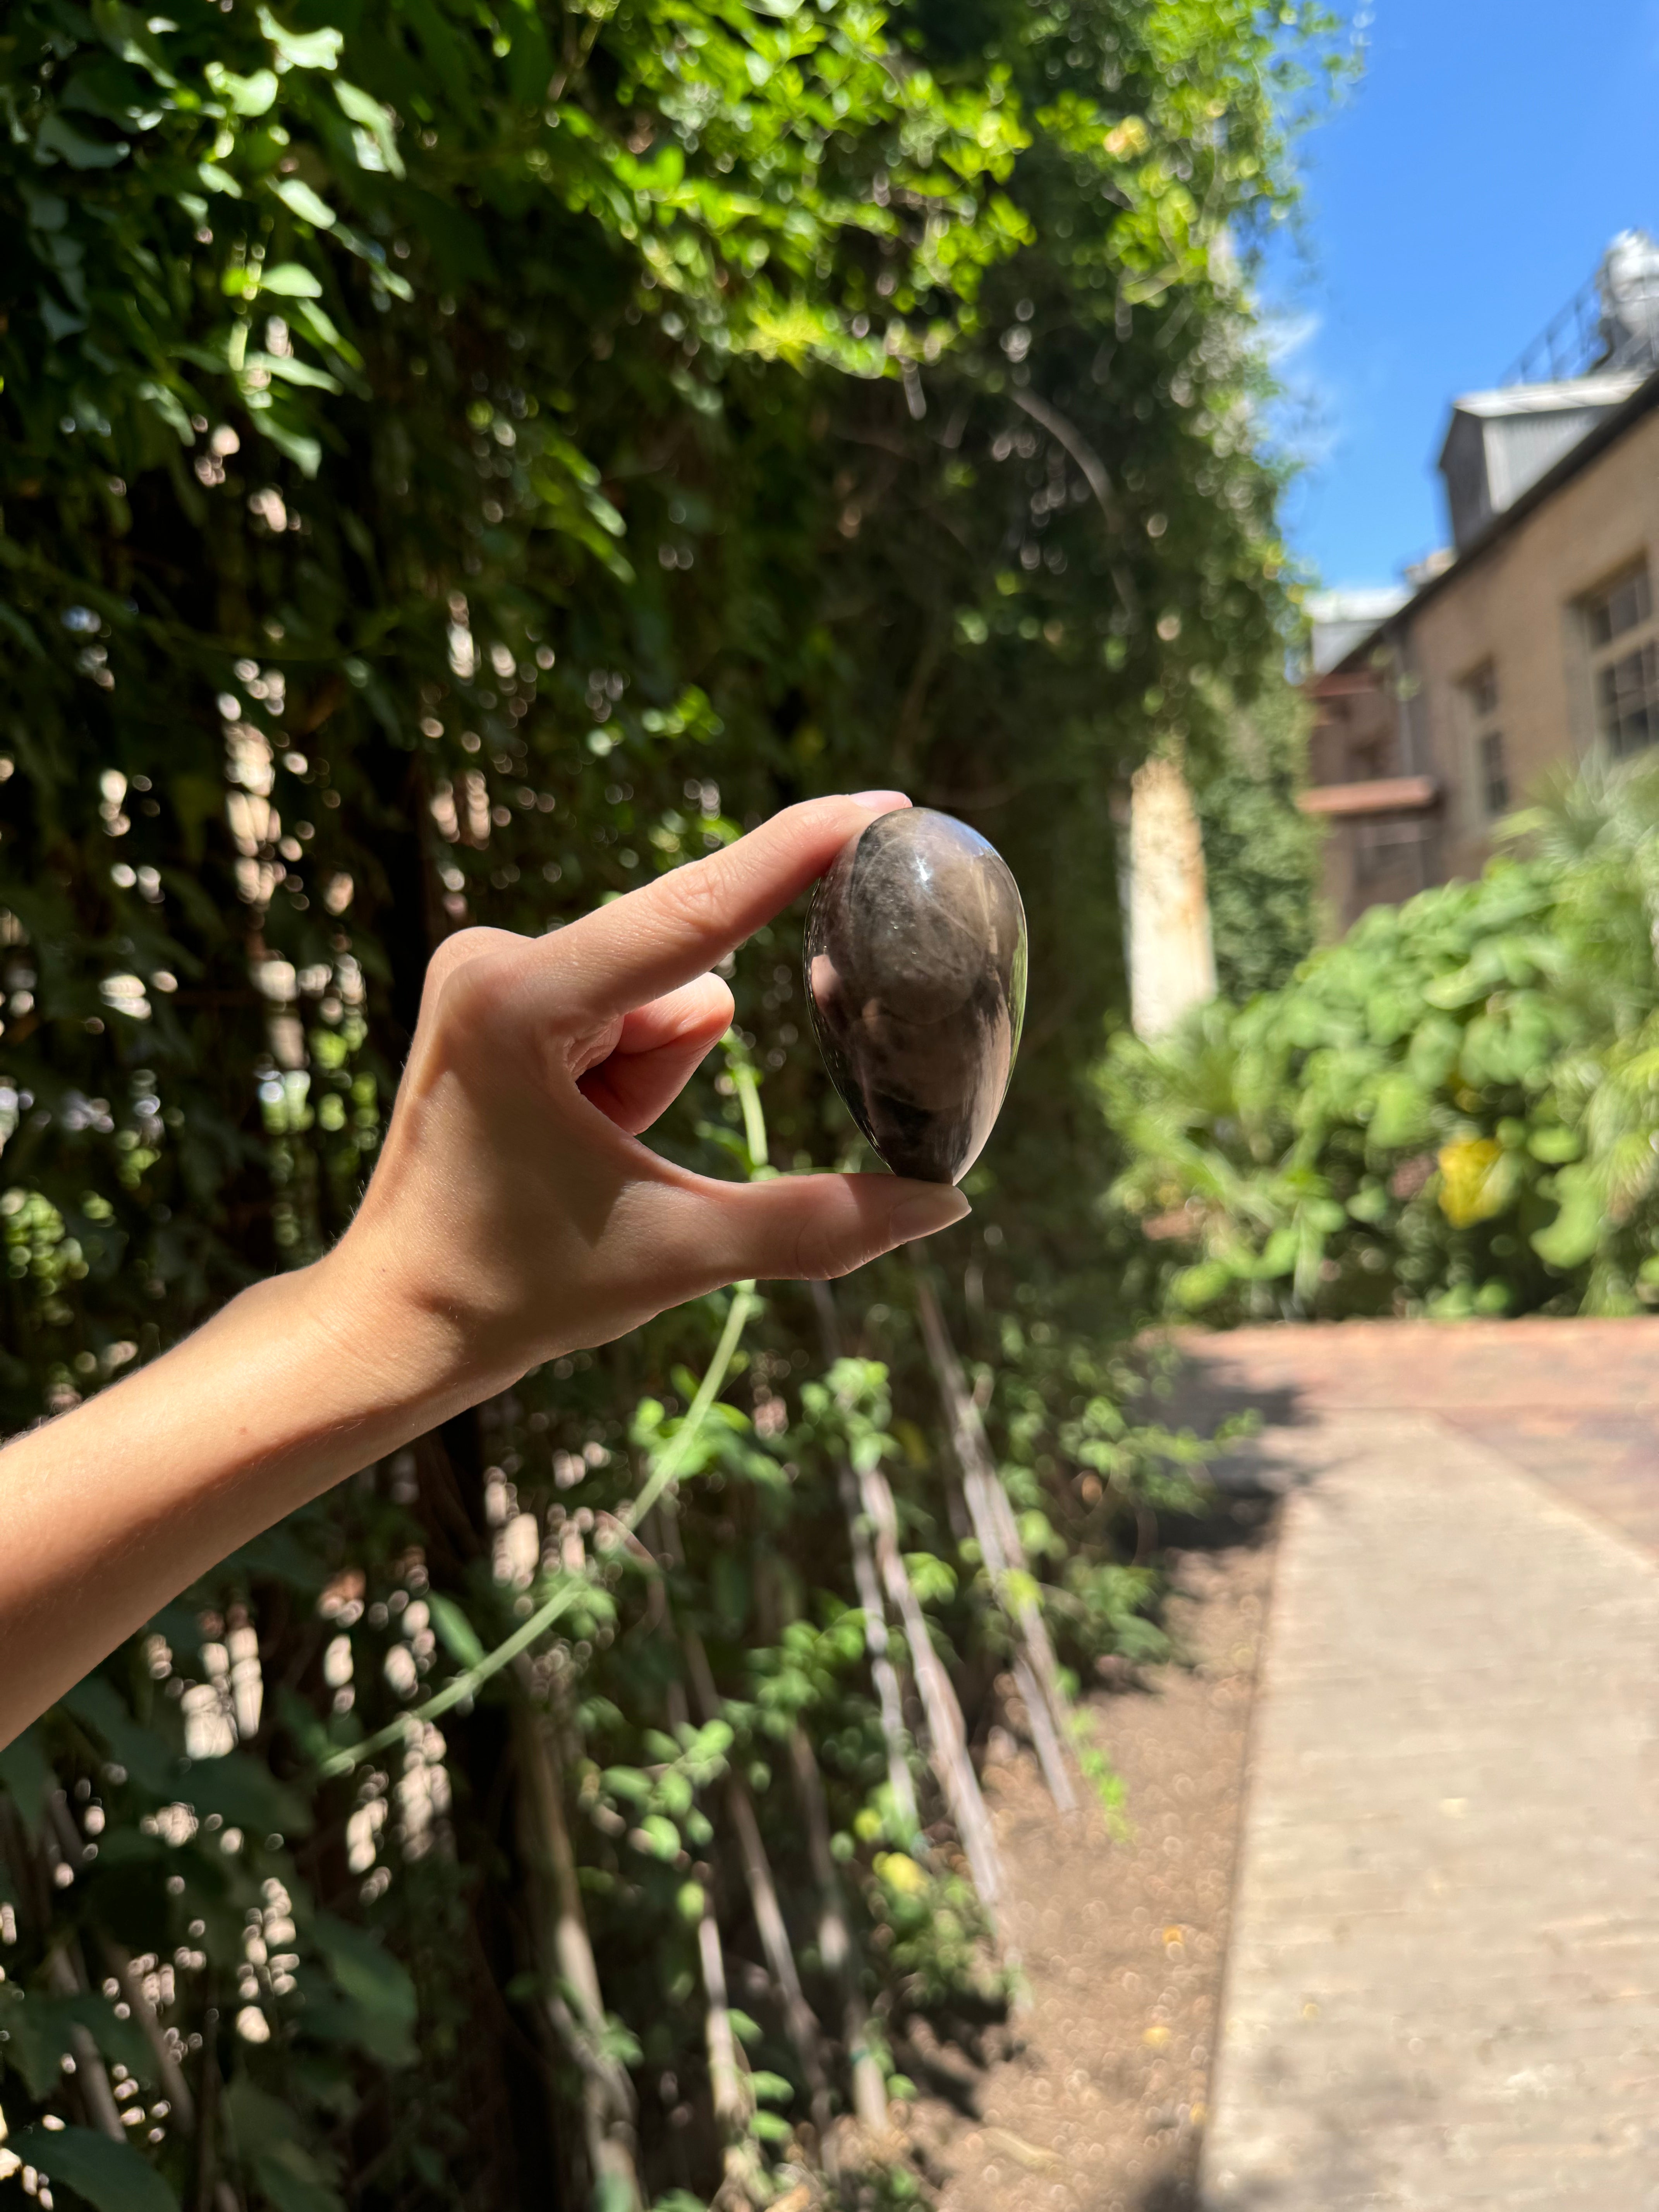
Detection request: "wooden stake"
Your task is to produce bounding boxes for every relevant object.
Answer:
[659,1506,830,2133]
[513,1674,644,2211]
[788,1725,888,2140]
[811,1281,1004,1919]
[913,1269,1079,1814]
[810,1282,922,1847]
[696,1882,767,2210]
[860,1460,1003,1918]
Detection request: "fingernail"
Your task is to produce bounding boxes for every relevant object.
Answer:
[890,1186,972,1243]
[851,790,911,809]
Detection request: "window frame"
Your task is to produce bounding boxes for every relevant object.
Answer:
[1581,558,1659,761]
[1457,657,1509,823]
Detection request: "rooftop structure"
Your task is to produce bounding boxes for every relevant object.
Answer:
[1504,227,1659,388]
[1438,373,1645,553]
[1304,587,1409,677]
[1437,232,1659,555]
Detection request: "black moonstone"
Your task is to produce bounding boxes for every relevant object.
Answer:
[804,807,1027,1186]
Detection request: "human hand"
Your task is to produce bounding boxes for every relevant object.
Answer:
[0,795,976,1742]
[323,793,970,1400]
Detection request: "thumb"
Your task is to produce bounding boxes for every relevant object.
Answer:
[674,1172,970,1289]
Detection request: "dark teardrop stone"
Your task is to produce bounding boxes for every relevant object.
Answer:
[804,807,1027,1186]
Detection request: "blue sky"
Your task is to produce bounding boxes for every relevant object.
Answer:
[1266,0,1659,592]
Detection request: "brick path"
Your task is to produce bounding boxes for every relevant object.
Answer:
[1177,1321,1659,2211]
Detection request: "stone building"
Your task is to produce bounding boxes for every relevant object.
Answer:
[1304,231,1659,929]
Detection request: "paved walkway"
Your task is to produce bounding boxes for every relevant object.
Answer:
[1178,1321,1659,2211]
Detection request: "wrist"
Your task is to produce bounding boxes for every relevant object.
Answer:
[297,1232,509,1438]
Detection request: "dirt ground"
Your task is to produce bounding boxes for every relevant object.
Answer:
[897,1496,1278,2212]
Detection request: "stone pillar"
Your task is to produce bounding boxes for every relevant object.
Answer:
[1123,752,1216,1039]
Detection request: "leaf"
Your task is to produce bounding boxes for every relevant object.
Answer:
[246,353,340,392]
[203,62,279,115]
[136,378,195,444]
[184,1752,311,1839]
[60,1673,178,1796]
[601,1766,651,1804]
[638,1813,679,1860]
[224,1519,326,1587]
[249,2145,347,2212]
[260,420,323,477]
[1368,1072,1431,1150]
[334,81,404,178]
[225,2081,345,2212]
[311,1914,419,2067]
[1169,1258,1232,1310]
[2,1988,76,2099]
[255,261,324,299]
[271,178,336,229]
[64,1990,155,2081]
[0,600,45,657]
[874,1851,929,1896]
[1406,1012,1463,1089]
[34,115,131,168]
[501,0,554,106]
[1531,1164,1604,1270]
[257,5,343,71]
[0,1725,57,1828]
[903,1550,956,1605]
[428,1593,484,1669]
[1528,1124,1581,1163]
[9,2126,180,2212]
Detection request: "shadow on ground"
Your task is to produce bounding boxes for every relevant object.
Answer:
[902,1434,1279,2212]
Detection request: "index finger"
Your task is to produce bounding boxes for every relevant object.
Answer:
[544,793,910,1024]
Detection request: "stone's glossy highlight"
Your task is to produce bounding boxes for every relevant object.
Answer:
[804,807,1027,1185]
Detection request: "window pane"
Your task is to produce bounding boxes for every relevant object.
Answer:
[1479,730,1509,815]
[1589,565,1652,648]
[1599,641,1659,757]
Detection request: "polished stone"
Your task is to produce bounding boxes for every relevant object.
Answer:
[804,807,1026,1185]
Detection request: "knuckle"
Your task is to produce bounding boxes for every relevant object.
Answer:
[665,853,729,939]
[431,941,510,1037]
[423,927,481,989]
[791,1206,867,1284]
[425,925,509,995]
[790,1215,828,1282]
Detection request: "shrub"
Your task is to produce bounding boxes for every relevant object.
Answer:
[1101,759,1659,1324]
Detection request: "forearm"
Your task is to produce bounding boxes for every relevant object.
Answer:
[0,798,963,1749]
[0,1252,476,1748]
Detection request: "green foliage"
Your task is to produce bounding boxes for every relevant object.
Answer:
[1193,675,1321,1003]
[868,1850,999,2012]
[1101,758,1659,1324]
[0,0,1326,2200]
[7,2124,182,2212]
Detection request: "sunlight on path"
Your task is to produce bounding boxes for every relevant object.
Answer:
[1200,1370,1659,2209]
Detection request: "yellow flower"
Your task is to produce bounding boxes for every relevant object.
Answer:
[1436,1137,1507,1227]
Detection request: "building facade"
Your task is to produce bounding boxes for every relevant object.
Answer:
[1305,233,1659,931]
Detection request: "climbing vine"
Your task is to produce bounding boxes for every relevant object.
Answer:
[0,0,1333,2203]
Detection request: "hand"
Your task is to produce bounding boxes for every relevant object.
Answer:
[322,793,970,1401]
[0,792,971,1743]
